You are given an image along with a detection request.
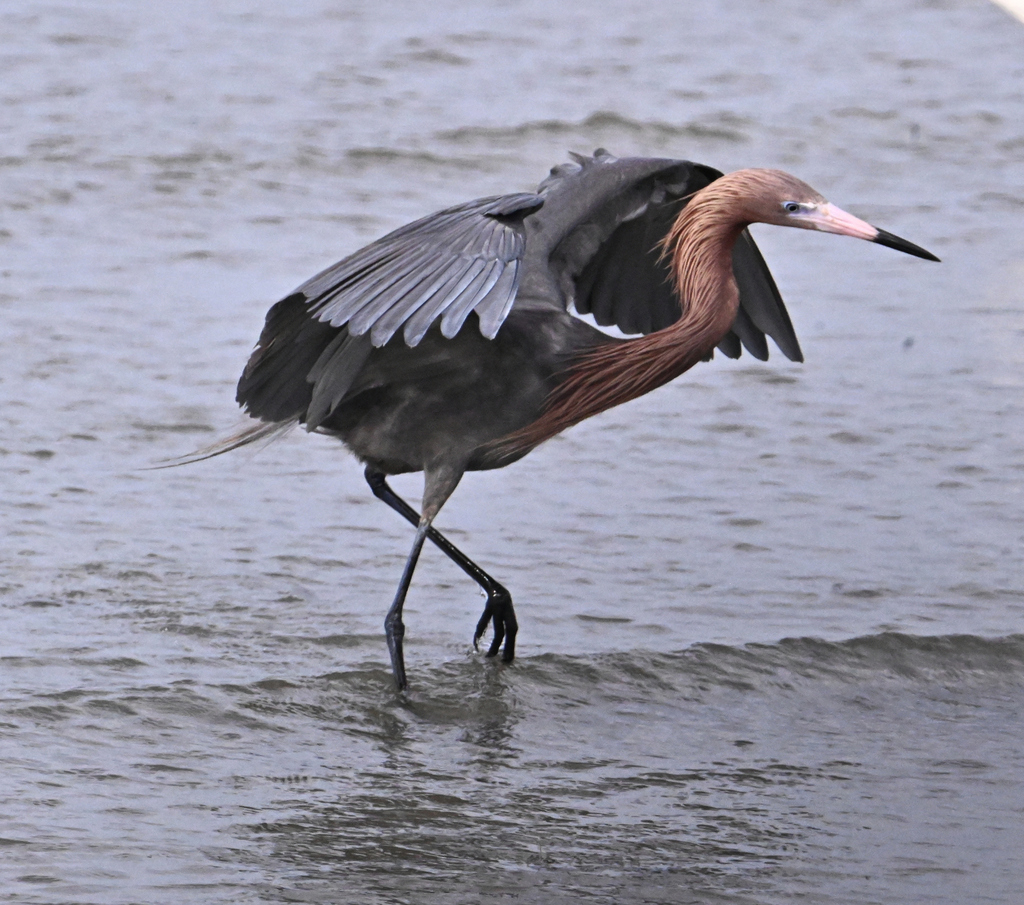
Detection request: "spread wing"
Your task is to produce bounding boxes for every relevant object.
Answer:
[235,192,542,426]
[236,151,802,431]
[538,150,802,362]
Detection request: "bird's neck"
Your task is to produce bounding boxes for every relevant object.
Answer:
[666,198,746,352]
[493,200,747,456]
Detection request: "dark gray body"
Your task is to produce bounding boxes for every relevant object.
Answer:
[236,150,802,483]
[314,304,596,475]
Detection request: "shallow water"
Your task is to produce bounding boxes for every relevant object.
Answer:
[2,0,1024,902]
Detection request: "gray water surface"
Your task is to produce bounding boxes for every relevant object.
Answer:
[3,0,1024,902]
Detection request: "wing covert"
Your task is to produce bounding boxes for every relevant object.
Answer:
[304,192,543,347]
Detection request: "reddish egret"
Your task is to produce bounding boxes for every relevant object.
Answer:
[210,150,938,689]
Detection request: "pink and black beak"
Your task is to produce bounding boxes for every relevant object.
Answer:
[872,226,940,261]
[791,202,940,262]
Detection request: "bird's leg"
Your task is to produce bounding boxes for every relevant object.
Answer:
[385,519,429,691]
[365,468,517,663]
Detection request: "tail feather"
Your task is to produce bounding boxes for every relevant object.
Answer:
[149,420,296,469]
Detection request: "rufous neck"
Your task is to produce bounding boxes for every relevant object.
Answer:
[665,198,747,348]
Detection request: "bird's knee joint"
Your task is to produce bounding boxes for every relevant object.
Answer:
[384,614,405,638]
[489,584,512,606]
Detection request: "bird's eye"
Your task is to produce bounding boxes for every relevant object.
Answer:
[783,201,802,213]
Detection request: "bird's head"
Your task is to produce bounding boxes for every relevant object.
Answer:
[726,169,939,261]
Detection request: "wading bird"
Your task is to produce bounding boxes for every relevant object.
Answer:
[210,150,937,689]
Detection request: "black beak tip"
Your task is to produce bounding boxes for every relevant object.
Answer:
[873,228,940,262]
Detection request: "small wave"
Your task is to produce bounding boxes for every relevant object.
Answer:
[437,110,749,145]
[343,147,479,169]
[131,420,216,436]
[717,632,1024,686]
[507,632,1024,703]
[387,48,471,67]
[217,632,1024,715]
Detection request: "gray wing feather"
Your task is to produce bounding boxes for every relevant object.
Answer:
[388,258,472,346]
[304,193,542,348]
[475,261,520,338]
[730,230,803,362]
[728,304,770,361]
[439,259,498,338]
[346,251,439,336]
[359,258,454,343]
[305,332,373,430]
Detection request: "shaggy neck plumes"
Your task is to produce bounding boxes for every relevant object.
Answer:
[493,174,762,457]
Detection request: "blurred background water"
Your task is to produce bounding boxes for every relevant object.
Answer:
[2,0,1024,902]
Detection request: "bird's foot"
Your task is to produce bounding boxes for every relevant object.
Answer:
[473,584,517,663]
[384,612,408,691]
